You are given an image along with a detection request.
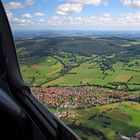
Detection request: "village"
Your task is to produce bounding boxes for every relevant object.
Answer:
[31,87,140,140]
[31,87,139,109]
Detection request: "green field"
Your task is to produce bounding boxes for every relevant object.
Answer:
[15,37,140,91]
[56,101,140,140]
[43,60,140,88]
[20,54,140,91]
[20,56,63,86]
[15,36,140,140]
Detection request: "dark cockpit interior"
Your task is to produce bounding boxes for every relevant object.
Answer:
[0,1,80,140]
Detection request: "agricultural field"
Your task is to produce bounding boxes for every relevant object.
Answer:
[15,35,140,140]
[20,56,63,86]
[16,36,140,91]
[64,101,140,140]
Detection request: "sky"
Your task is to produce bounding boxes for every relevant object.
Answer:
[2,0,140,30]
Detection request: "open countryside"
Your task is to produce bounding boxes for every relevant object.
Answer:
[15,31,140,140]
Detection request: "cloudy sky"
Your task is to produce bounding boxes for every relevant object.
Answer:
[2,0,140,30]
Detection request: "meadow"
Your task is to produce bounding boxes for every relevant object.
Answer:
[61,101,140,140]
[20,52,140,91]
[15,36,140,140]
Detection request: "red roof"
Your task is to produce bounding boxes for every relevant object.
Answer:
[135,131,140,138]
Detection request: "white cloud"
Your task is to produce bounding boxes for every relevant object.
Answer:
[34,12,45,16]
[47,13,112,27]
[39,19,45,22]
[5,2,23,9]
[56,3,83,15]
[56,0,107,15]
[12,18,26,26]
[48,16,74,25]
[5,0,35,10]
[122,0,140,8]
[120,12,140,21]
[46,12,140,29]
[25,0,35,5]
[69,0,104,6]
[12,18,34,26]
[22,13,33,18]
[103,12,111,17]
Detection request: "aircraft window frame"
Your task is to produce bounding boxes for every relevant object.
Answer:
[0,1,81,139]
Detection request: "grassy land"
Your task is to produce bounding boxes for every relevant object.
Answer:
[16,37,140,91]
[16,36,140,140]
[21,56,140,91]
[44,61,126,86]
[54,101,140,140]
[20,56,63,86]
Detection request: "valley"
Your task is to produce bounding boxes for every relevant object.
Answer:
[15,35,140,140]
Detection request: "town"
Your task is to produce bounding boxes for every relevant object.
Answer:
[32,87,139,110]
[31,87,140,139]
